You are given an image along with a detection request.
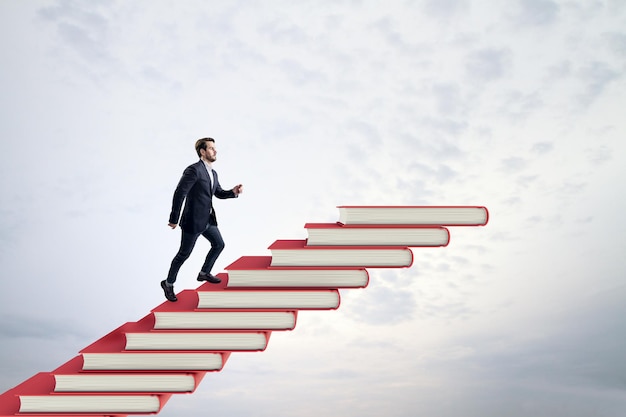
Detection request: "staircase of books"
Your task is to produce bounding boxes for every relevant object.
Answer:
[0,206,488,416]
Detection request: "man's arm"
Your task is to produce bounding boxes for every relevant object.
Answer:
[214,171,242,199]
[168,165,198,227]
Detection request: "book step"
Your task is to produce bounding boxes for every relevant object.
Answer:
[268,239,414,267]
[224,256,369,288]
[304,223,450,246]
[336,205,489,225]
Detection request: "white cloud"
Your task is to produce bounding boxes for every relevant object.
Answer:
[531,141,554,154]
[465,48,512,82]
[513,0,561,26]
[577,61,621,106]
[603,31,626,57]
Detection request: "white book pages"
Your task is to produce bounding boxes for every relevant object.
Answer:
[338,206,488,225]
[227,268,368,288]
[153,311,296,330]
[19,395,160,413]
[306,227,449,246]
[54,374,196,392]
[270,248,412,267]
[125,332,268,351]
[81,353,222,371]
[197,290,340,309]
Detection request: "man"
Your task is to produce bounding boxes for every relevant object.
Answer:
[161,137,243,302]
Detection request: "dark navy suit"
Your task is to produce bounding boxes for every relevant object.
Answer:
[166,160,237,284]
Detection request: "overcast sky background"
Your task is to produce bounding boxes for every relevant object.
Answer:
[1,0,625,416]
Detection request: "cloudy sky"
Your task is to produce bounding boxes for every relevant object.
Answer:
[1,0,625,416]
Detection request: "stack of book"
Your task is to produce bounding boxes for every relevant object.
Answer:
[0,205,488,416]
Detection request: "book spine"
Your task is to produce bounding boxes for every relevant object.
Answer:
[196,289,341,310]
[124,331,270,352]
[269,247,414,268]
[152,311,297,330]
[80,352,225,371]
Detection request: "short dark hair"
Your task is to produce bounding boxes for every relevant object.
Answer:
[195,137,215,157]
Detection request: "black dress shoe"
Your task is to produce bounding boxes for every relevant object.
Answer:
[197,273,221,284]
[161,280,177,302]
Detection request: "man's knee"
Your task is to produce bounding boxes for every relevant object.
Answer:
[213,240,225,251]
[174,249,193,262]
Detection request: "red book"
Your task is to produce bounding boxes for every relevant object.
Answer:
[224,256,369,288]
[95,313,272,353]
[196,274,341,310]
[268,239,414,268]
[304,223,450,247]
[0,371,170,415]
[337,205,489,226]
[151,289,298,331]
[79,293,273,364]
[48,357,204,394]
[79,317,229,372]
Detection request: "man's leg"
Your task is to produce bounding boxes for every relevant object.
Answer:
[166,229,201,286]
[197,225,225,283]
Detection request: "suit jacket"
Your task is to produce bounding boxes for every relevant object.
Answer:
[169,160,237,234]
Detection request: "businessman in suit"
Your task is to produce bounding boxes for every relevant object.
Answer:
[161,137,243,302]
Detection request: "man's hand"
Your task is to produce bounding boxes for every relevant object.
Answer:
[233,184,243,196]
[168,223,177,229]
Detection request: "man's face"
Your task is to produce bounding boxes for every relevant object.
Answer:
[202,141,217,162]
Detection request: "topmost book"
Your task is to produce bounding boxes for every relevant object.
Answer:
[337,206,489,226]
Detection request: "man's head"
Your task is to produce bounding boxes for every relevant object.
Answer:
[195,137,217,162]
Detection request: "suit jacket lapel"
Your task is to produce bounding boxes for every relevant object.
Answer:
[197,160,214,196]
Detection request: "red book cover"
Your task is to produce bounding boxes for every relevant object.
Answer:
[305,222,450,230]
[151,289,200,312]
[268,239,414,268]
[0,373,56,415]
[80,317,155,354]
